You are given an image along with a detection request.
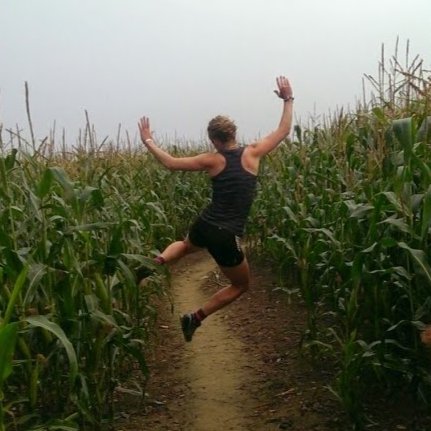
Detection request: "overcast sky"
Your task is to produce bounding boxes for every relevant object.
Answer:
[1,0,430,145]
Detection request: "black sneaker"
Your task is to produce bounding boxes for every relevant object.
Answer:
[180,313,201,342]
[135,265,154,283]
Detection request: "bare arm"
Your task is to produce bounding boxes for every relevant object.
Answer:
[138,117,215,171]
[248,76,294,158]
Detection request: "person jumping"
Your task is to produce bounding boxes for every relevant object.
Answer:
[138,76,294,342]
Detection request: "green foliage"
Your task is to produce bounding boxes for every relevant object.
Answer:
[249,57,431,427]
[0,144,208,430]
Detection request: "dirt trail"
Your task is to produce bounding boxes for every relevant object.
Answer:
[117,251,343,431]
[117,251,431,431]
[115,252,346,431]
[173,253,257,430]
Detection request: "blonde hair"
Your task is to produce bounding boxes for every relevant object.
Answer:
[207,115,237,143]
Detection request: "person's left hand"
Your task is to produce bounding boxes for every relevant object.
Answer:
[274,76,293,101]
[138,117,153,144]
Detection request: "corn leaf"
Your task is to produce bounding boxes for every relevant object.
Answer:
[398,241,431,285]
[25,315,78,384]
[0,323,18,385]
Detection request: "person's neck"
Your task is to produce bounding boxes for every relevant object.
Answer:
[223,140,238,150]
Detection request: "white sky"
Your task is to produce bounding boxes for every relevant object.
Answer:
[1,0,431,145]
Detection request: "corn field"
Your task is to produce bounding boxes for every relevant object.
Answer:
[250,45,431,426]
[0,123,209,430]
[1,44,431,430]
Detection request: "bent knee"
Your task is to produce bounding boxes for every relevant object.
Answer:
[183,238,201,253]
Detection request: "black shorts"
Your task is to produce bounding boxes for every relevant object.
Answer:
[188,217,245,267]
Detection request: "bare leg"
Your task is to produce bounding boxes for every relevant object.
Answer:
[180,256,250,342]
[160,238,201,264]
[139,238,202,287]
[201,258,250,317]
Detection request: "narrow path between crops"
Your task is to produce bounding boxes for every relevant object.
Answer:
[166,254,255,430]
[116,251,346,431]
[115,251,422,431]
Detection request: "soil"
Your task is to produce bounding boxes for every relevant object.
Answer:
[115,251,431,431]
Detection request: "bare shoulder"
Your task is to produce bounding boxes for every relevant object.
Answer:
[203,151,226,176]
[243,141,262,159]
[242,144,260,175]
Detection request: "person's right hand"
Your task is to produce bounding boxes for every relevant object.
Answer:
[274,76,293,101]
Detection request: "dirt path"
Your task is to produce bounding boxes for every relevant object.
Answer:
[115,251,428,431]
[116,251,343,431]
[172,254,256,430]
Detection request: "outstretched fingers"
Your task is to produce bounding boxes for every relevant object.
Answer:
[275,76,293,100]
[277,75,290,89]
[138,116,152,143]
[276,76,283,89]
[139,116,150,130]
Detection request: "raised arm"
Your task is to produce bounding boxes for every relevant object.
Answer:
[248,76,293,158]
[138,117,215,172]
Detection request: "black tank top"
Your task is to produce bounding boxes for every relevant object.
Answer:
[200,147,257,236]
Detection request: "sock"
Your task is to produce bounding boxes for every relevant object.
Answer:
[193,308,207,323]
[154,255,166,265]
